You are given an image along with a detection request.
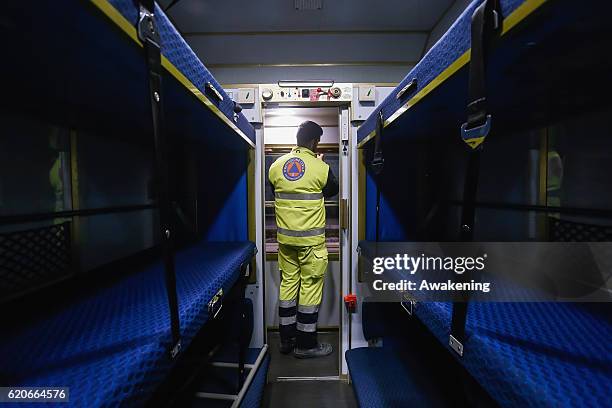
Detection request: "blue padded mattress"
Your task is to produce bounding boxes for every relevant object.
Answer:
[106,0,255,143]
[346,347,452,408]
[0,0,254,147]
[357,242,612,406]
[358,0,526,143]
[413,301,612,407]
[357,0,612,145]
[0,241,255,407]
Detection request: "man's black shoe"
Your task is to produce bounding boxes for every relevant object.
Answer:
[279,339,296,355]
[293,342,333,359]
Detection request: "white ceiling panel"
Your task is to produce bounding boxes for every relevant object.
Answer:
[157,0,460,84]
[186,32,426,65]
[166,0,453,33]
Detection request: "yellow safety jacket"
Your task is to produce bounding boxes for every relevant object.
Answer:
[269,147,329,247]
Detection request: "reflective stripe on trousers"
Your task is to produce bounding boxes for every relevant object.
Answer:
[279,297,297,342]
[297,303,320,349]
[278,243,328,348]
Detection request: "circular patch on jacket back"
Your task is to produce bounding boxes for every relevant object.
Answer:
[282,157,306,181]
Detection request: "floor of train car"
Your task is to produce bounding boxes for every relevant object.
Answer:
[264,330,357,407]
[267,331,339,378]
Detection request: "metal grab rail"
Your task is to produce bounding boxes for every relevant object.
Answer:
[0,204,156,226]
[446,200,612,218]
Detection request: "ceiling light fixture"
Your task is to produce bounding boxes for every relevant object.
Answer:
[294,0,323,10]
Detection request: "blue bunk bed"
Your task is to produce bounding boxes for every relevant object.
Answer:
[358,0,612,149]
[0,242,255,407]
[0,1,266,406]
[353,243,612,406]
[2,0,255,148]
[350,0,612,406]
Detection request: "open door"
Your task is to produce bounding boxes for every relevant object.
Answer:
[263,106,348,380]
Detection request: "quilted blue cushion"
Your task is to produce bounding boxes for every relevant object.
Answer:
[414,301,612,407]
[107,0,255,142]
[346,347,450,408]
[0,241,255,407]
[358,239,611,406]
[357,0,526,143]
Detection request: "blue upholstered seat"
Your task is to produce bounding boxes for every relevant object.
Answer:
[346,346,452,408]
[353,0,612,404]
[357,0,527,143]
[0,241,255,407]
[414,301,612,407]
[357,0,612,147]
[106,0,254,142]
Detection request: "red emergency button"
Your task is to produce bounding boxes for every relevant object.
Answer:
[344,293,357,312]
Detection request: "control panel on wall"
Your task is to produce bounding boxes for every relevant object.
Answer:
[227,87,261,123]
[351,84,395,121]
[260,83,353,103]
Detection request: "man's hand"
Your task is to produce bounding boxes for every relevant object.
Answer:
[317,153,324,161]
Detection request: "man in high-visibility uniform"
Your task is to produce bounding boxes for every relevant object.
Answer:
[269,121,338,358]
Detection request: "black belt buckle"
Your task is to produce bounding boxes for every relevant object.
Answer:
[370,152,385,175]
[137,5,160,47]
[460,114,491,149]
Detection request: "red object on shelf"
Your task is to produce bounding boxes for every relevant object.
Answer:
[344,293,357,312]
[309,88,320,101]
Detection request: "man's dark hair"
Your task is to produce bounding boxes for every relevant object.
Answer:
[296,121,323,147]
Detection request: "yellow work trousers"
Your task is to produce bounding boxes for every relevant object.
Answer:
[278,242,328,306]
[278,242,328,348]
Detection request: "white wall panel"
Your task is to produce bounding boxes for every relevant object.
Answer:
[425,0,473,52]
[186,33,426,65]
[217,65,412,85]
